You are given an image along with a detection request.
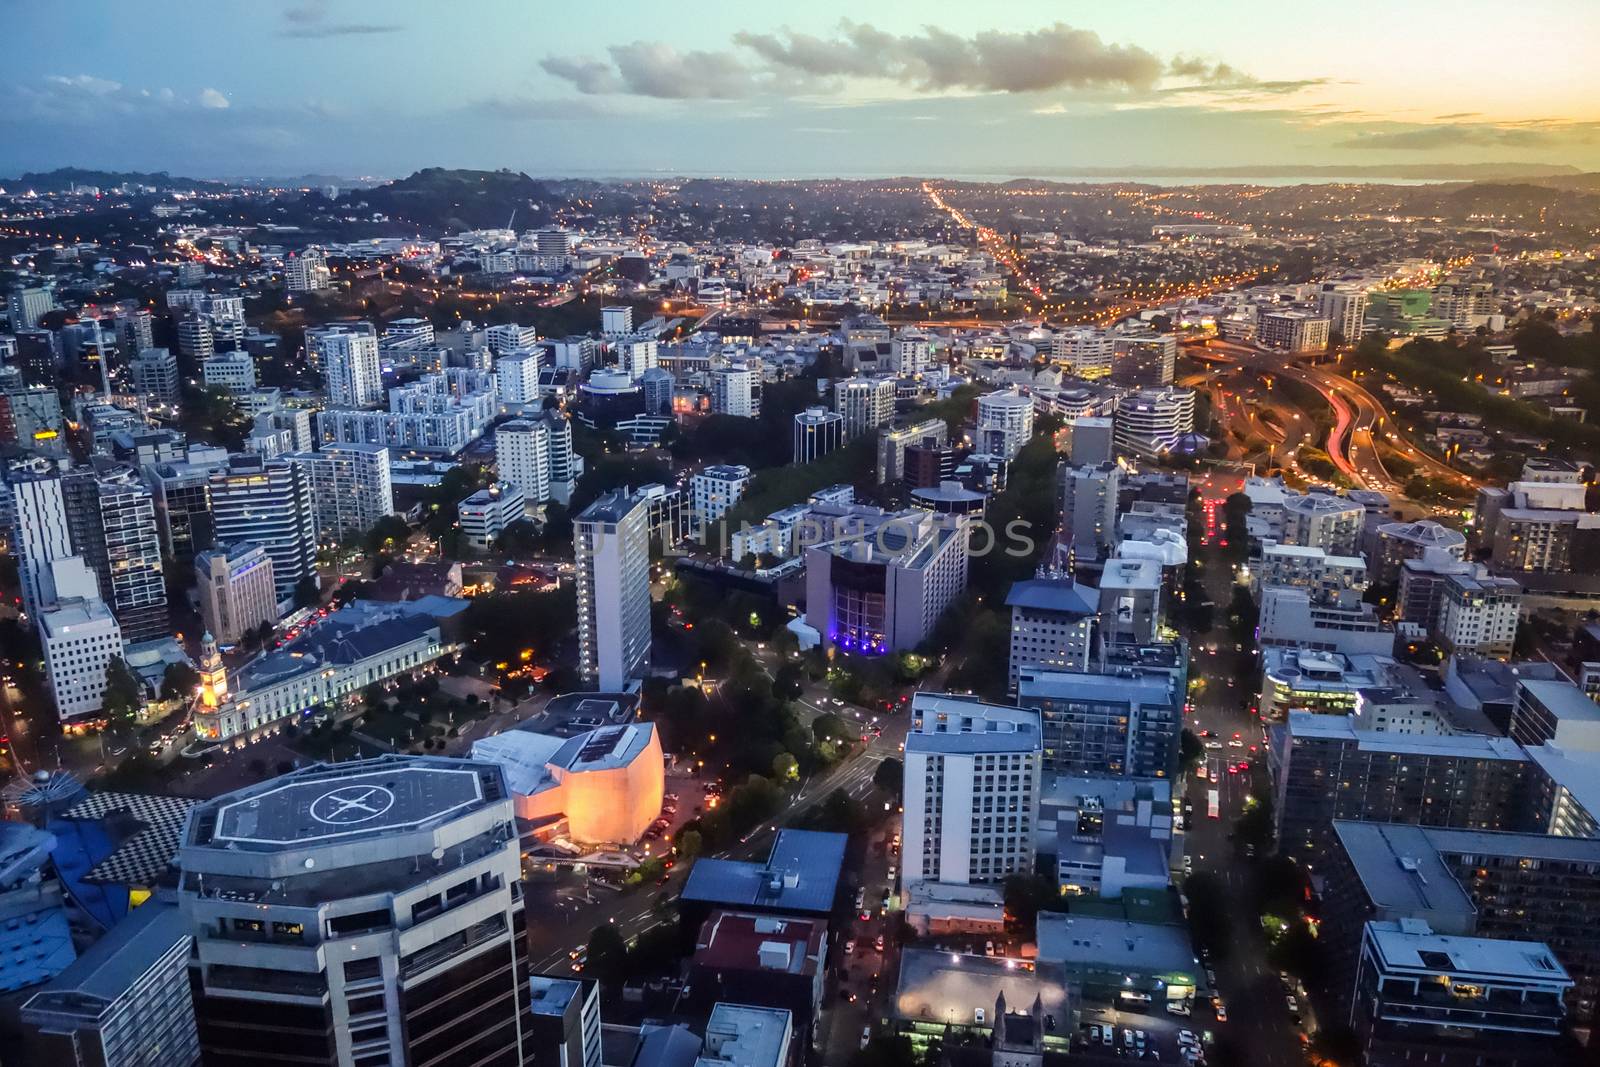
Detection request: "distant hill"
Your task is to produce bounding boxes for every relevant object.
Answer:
[349,168,557,229]
[0,167,219,192]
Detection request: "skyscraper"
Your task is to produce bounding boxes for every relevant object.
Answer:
[710,364,756,417]
[575,490,651,691]
[321,327,383,409]
[286,443,395,542]
[792,407,844,464]
[9,471,75,622]
[62,466,168,642]
[207,454,317,610]
[195,542,278,644]
[496,417,552,505]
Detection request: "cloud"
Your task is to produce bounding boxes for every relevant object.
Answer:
[279,1,400,38]
[7,75,233,121]
[468,95,626,121]
[542,21,1304,100]
[199,88,230,110]
[1335,121,1600,151]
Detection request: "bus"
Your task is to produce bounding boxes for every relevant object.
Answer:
[1207,789,1221,819]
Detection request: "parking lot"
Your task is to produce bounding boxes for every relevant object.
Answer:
[1072,995,1214,1064]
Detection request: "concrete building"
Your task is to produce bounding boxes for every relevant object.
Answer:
[834,376,895,437]
[710,363,756,417]
[208,454,317,611]
[458,482,526,551]
[195,542,278,644]
[202,351,256,394]
[7,285,55,331]
[1252,542,1369,607]
[600,305,633,338]
[803,509,968,654]
[526,976,601,1067]
[494,350,542,407]
[689,912,826,1053]
[1509,678,1600,750]
[691,464,752,531]
[1113,388,1195,458]
[1110,334,1177,386]
[976,388,1034,459]
[321,326,383,409]
[1067,416,1115,466]
[56,466,169,642]
[318,371,496,458]
[697,1004,793,1067]
[903,694,1042,888]
[1283,493,1366,556]
[1097,557,1163,646]
[1372,520,1467,587]
[1059,462,1121,563]
[1258,310,1331,352]
[472,720,664,845]
[1006,577,1097,690]
[575,490,652,691]
[129,347,180,406]
[1317,284,1368,343]
[1052,327,1115,378]
[39,557,124,723]
[286,442,395,543]
[284,247,331,292]
[1436,571,1521,659]
[792,407,844,465]
[1016,665,1184,779]
[1258,648,1394,720]
[176,757,536,1067]
[877,418,947,484]
[1258,585,1394,657]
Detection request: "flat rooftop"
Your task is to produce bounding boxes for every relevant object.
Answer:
[1519,679,1600,724]
[1367,920,1569,984]
[895,949,1070,1030]
[681,830,845,916]
[1035,912,1197,980]
[697,1003,790,1067]
[1286,711,1527,760]
[1331,822,1476,921]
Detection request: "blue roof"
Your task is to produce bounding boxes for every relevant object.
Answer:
[1006,578,1097,616]
[682,829,846,915]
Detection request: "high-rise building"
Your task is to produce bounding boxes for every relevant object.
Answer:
[20,897,198,1067]
[0,383,66,456]
[177,756,537,1067]
[1113,388,1195,458]
[494,350,541,407]
[459,482,527,550]
[208,454,317,610]
[890,332,932,375]
[286,443,394,542]
[904,443,956,490]
[62,467,168,642]
[1282,493,1366,557]
[640,367,675,416]
[1371,519,1467,586]
[1436,572,1521,660]
[175,314,213,362]
[1006,577,1097,690]
[975,388,1034,459]
[1068,417,1115,466]
[710,364,756,416]
[322,328,383,409]
[1111,334,1177,386]
[146,450,229,562]
[575,490,652,691]
[9,471,75,622]
[1059,462,1121,563]
[876,418,946,484]
[1051,328,1114,378]
[833,376,895,437]
[526,977,602,1067]
[1016,663,1184,778]
[129,347,180,406]
[1258,310,1332,353]
[284,247,331,292]
[304,321,376,373]
[195,542,278,643]
[792,407,844,465]
[202,351,256,394]
[1317,283,1368,342]
[1097,557,1164,646]
[614,337,659,382]
[496,417,553,506]
[6,286,55,331]
[483,323,538,356]
[600,305,633,338]
[39,556,124,723]
[902,694,1041,888]
[691,465,752,528]
[113,306,155,356]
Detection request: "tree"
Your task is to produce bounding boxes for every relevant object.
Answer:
[1179,729,1204,775]
[293,575,321,610]
[773,663,804,700]
[102,657,144,723]
[675,828,702,863]
[872,757,904,799]
[585,924,629,987]
[364,515,413,556]
[772,752,799,781]
[160,662,201,702]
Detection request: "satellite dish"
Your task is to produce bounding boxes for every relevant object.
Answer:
[303,857,316,869]
[431,847,445,861]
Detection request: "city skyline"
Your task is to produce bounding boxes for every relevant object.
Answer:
[4,0,1600,178]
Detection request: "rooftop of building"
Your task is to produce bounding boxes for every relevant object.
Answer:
[578,488,647,525]
[1017,669,1176,708]
[1034,912,1197,979]
[1366,919,1569,985]
[1284,711,1527,760]
[1330,822,1476,921]
[692,911,825,976]
[528,974,589,1017]
[894,949,1070,1030]
[1377,519,1467,547]
[1097,557,1162,590]
[681,829,846,916]
[20,896,187,1019]
[1445,657,1567,707]
[472,721,658,798]
[1284,492,1364,515]
[1006,577,1098,617]
[229,599,454,694]
[1523,743,1600,823]
[1518,678,1600,723]
[697,1003,791,1067]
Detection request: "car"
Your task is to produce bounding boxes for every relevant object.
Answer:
[875,934,885,952]
[1100,1027,1114,1047]
[1087,1024,1104,1044]
[1121,1029,1135,1051]
[975,1008,986,1025]
[1177,1031,1199,1047]
[1135,1030,1147,1048]
[1214,1001,1228,1022]
[568,945,584,959]
[844,939,855,955]
[1166,1000,1191,1017]
[1285,995,1300,1018]
[1204,969,1217,986]
[860,909,872,921]
[985,940,995,956]
[861,1026,872,1049]
[855,889,866,909]
[888,865,896,880]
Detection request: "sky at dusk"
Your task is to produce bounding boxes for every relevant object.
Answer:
[3,0,1599,179]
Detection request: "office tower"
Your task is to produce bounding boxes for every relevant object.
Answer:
[285,247,331,292]
[39,556,123,722]
[1436,572,1521,659]
[13,329,58,386]
[21,898,198,1067]
[541,410,581,505]
[494,350,541,406]
[692,465,752,528]
[1068,417,1114,466]
[527,977,602,1067]
[1052,327,1115,378]
[113,306,156,354]
[902,694,1041,887]
[62,467,168,642]
[1257,311,1332,353]
[202,351,256,394]
[614,337,658,382]
[876,418,946,485]
[304,321,374,372]
[1017,662,1183,778]
[194,542,278,644]
[1097,557,1163,646]
[890,332,932,375]
[1268,712,1534,857]
[0,383,65,456]
[1371,519,1467,586]
[1110,334,1177,386]
[904,443,956,490]
[177,757,535,1067]
[175,313,213,361]
[459,483,527,551]
[1317,283,1368,342]
[322,328,383,409]
[481,323,536,356]
[1059,462,1120,563]
[208,454,317,610]
[833,376,895,437]
[803,509,969,654]
[146,451,227,562]
[640,366,675,416]
[496,417,553,505]
[710,364,755,416]
[129,347,179,405]
[575,490,652,691]
[1113,388,1195,458]
[975,388,1034,459]
[1282,493,1366,556]
[792,407,843,465]
[7,286,55,330]
[1006,577,1097,691]
[601,305,633,338]
[286,443,395,542]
